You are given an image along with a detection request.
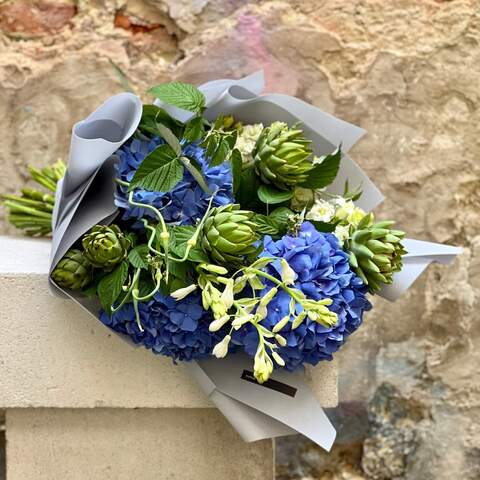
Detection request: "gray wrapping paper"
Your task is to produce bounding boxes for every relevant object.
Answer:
[49,71,460,451]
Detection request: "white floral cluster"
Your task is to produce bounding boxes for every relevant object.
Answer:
[306,197,366,245]
[234,123,264,165]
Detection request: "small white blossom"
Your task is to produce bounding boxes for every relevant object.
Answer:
[212,335,231,358]
[306,199,336,223]
[235,123,264,162]
[254,351,274,383]
[170,284,197,300]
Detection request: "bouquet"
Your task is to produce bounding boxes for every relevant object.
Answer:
[6,72,460,450]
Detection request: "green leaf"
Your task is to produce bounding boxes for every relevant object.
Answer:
[147,82,206,113]
[234,166,264,212]
[179,156,211,194]
[269,207,293,235]
[184,116,205,142]
[299,146,342,189]
[98,261,129,313]
[258,184,294,205]
[170,226,210,263]
[310,220,338,233]
[155,124,181,155]
[139,105,183,137]
[130,144,184,193]
[253,214,281,236]
[125,232,138,247]
[210,138,230,166]
[231,148,242,195]
[128,245,150,269]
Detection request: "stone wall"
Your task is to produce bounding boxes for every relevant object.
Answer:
[1,1,479,479]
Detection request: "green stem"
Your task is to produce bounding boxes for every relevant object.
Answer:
[110,269,141,314]
[3,201,52,218]
[249,268,304,302]
[132,271,162,302]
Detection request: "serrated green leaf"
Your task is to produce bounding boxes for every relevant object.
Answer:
[258,184,294,204]
[231,148,242,195]
[98,261,129,313]
[299,146,342,189]
[148,82,206,113]
[128,245,150,269]
[183,116,205,142]
[253,214,281,235]
[130,144,184,192]
[269,207,293,235]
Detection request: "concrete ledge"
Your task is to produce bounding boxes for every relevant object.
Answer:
[0,236,338,408]
[6,408,274,480]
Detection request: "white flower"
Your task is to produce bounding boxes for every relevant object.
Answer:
[235,123,264,162]
[254,351,274,383]
[306,199,335,223]
[280,259,296,285]
[170,284,197,300]
[334,199,356,221]
[212,335,231,358]
[220,279,234,309]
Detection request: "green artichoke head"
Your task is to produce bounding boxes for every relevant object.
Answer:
[82,224,130,269]
[253,121,314,190]
[346,213,407,293]
[51,249,92,290]
[201,204,260,268]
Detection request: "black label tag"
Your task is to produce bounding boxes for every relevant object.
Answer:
[241,370,297,398]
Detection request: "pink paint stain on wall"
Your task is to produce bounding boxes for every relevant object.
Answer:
[235,13,299,95]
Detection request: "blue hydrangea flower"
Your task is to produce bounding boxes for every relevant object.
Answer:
[99,292,219,362]
[114,136,234,226]
[232,222,371,370]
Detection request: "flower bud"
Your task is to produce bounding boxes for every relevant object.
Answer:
[209,314,231,332]
[231,313,255,329]
[272,315,290,333]
[256,304,268,320]
[170,284,197,300]
[275,334,287,347]
[280,259,296,285]
[212,335,231,359]
[272,351,285,367]
[292,311,307,330]
[259,287,278,307]
[199,263,229,275]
